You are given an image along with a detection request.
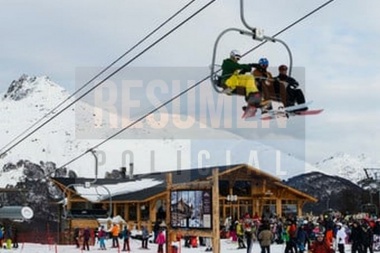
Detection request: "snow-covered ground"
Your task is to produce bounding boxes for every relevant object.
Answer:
[1,238,350,253]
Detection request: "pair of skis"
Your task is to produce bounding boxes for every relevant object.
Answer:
[241,101,323,120]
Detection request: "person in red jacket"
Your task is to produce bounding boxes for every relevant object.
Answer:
[309,233,333,253]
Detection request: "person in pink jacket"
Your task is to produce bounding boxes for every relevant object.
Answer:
[155,228,166,253]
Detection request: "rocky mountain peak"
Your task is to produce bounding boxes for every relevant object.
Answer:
[3,74,37,100]
[2,74,57,101]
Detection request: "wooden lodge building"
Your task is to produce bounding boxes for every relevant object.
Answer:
[52,163,317,232]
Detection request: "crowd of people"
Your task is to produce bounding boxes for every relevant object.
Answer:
[0,223,18,249]
[72,221,166,252]
[221,212,380,253]
[66,210,380,253]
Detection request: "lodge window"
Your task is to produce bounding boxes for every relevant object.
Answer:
[239,200,253,217]
[219,200,224,218]
[155,200,166,221]
[129,204,137,221]
[262,200,276,218]
[219,181,229,196]
[281,200,297,218]
[220,199,253,220]
[233,181,251,196]
[116,204,125,219]
[140,203,149,221]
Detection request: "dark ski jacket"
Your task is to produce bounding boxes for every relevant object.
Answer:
[276,73,299,88]
[349,223,363,243]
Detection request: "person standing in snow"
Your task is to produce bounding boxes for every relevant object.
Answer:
[121,225,131,252]
[98,226,107,250]
[73,227,80,248]
[155,228,166,253]
[11,225,18,249]
[335,222,347,253]
[362,221,374,253]
[141,225,150,249]
[258,223,274,253]
[237,219,247,249]
[296,224,309,253]
[310,233,333,253]
[82,227,91,251]
[350,221,364,253]
[244,213,254,253]
[153,220,161,243]
[110,222,120,248]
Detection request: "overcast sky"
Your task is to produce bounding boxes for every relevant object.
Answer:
[1,0,380,165]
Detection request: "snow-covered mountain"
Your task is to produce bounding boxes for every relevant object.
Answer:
[1,75,91,176]
[313,152,379,183]
[1,74,375,187]
[285,171,368,214]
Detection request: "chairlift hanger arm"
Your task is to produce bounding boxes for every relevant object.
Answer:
[210,0,295,92]
[240,0,254,32]
[239,0,293,76]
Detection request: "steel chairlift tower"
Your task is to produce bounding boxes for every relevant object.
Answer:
[360,167,380,215]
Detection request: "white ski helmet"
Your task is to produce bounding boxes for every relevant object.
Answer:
[230,50,241,59]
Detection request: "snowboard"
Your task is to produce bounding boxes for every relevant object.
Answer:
[277,100,313,113]
[261,108,323,120]
[241,105,257,119]
[290,108,324,116]
[261,101,323,120]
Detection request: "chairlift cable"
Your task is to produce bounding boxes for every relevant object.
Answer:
[58,75,210,169]
[58,0,334,170]
[0,0,212,158]
[244,0,335,56]
[59,0,334,168]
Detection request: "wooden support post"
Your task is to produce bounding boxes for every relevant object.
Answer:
[297,200,303,217]
[67,191,72,210]
[166,173,172,253]
[212,168,220,253]
[137,203,141,226]
[276,198,282,217]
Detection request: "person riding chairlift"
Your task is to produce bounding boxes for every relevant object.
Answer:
[253,58,287,107]
[221,50,262,108]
